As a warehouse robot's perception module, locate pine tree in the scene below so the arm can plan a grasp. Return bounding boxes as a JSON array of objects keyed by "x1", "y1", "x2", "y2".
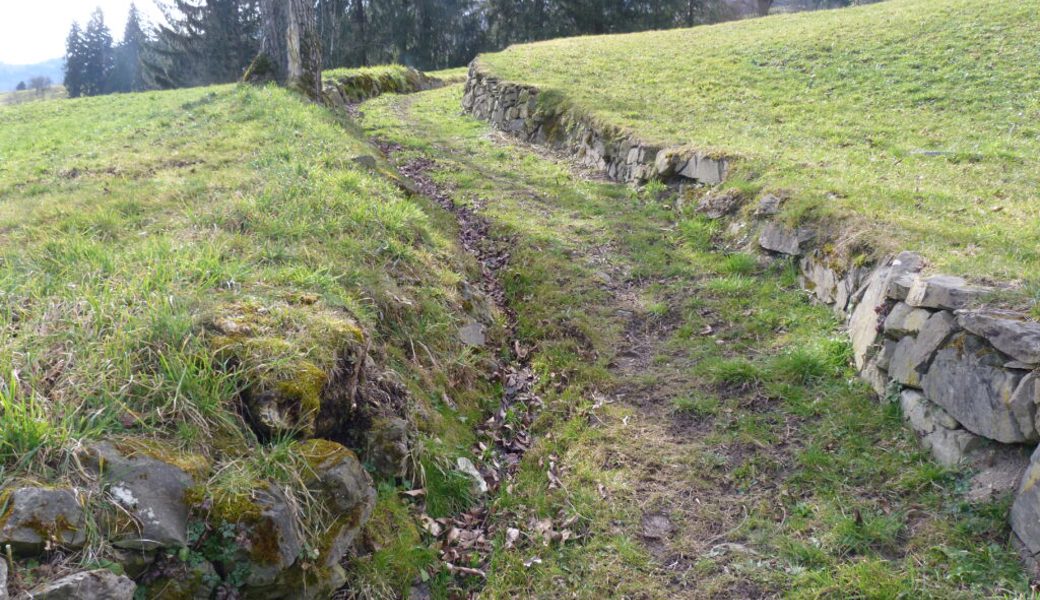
[
  {"x1": 147, "y1": 0, "x2": 262, "y2": 88},
  {"x1": 112, "y1": 3, "x2": 149, "y2": 93},
  {"x1": 81, "y1": 8, "x2": 115, "y2": 96},
  {"x1": 64, "y1": 22, "x2": 87, "y2": 98}
]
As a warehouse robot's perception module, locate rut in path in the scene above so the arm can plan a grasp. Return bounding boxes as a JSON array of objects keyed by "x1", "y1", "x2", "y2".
[{"x1": 357, "y1": 89, "x2": 1024, "y2": 599}]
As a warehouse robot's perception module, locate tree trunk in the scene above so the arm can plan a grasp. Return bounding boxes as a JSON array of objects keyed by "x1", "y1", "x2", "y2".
[
  {"x1": 756, "y1": 0, "x2": 773, "y2": 16},
  {"x1": 249, "y1": 0, "x2": 322, "y2": 99}
]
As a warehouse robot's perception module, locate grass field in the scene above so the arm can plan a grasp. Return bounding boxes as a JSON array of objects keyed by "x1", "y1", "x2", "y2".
[
  {"x1": 0, "y1": 83, "x2": 501, "y2": 594},
  {"x1": 476, "y1": 0, "x2": 1040, "y2": 292}
]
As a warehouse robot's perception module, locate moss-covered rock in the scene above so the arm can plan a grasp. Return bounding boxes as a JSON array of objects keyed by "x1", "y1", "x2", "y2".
[
  {"x1": 78, "y1": 440, "x2": 207, "y2": 552},
  {"x1": 0, "y1": 486, "x2": 85, "y2": 556}
]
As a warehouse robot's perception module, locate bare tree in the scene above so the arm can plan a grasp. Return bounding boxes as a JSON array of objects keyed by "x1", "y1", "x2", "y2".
[
  {"x1": 756, "y1": 0, "x2": 774, "y2": 15},
  {"x1": 247, "y1": 0, "x2": 322, "y2": 99},
  {"x1": 28, "y1": 76, "x2": 52, "y2": 96}
]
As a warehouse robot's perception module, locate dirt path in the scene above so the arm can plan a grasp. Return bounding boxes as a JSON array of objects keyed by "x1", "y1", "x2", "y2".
[{"x1": 357, "y1": 88, "x2": 1028, "y2": 599}]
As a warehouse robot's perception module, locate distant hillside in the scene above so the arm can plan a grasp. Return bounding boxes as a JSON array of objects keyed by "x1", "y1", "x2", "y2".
[{"x1": 0, "y1": 58, "x2": 64, "y2": 91}]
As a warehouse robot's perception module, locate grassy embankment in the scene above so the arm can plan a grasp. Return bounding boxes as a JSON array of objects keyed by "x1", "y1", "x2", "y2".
[
  {"x1": 359, "y1": 83, "x2": 1029, "y2": 599},
  {"x1": 477, "y1": 0, "x2": 1040, "y2": 298},
  {"x1": 0, "y1": 83, "x2": 500, "y2": 593}
]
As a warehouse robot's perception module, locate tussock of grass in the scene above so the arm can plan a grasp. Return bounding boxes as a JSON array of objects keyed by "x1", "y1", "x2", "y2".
[{"x1": 478, "y1": 0, "x2": 1040, "y2": 286}]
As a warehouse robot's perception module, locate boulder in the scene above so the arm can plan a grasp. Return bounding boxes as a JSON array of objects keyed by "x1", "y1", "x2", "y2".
[
  {"x1": 905, "y1": 275, "x2": 990, "y2": 310},
  {"x1": 758, "y1": 222, "x2": 815, "y2": 256},
  {"x1": 79, "y1": 442, "x2": 201, "y2": 551},
  {"x1": 297, "y1": 440, "x2": 375, "y2": 563},
  {"x1": 0, "y1": 557, "x2": 8, "y2": 600},
  {"x1": 958, "y1": 309, "x2": 1040, "y2": 366},
  {"x1": 922, "y1": 333, "x2": 1036, "y2": 443},
  {"x1": 882, "y1": 302, "x2": 932, "y2": 338},
  {"x1": 0, "y1": 487, "x2": 85, "y2": 555},
  {"x1": 30, "y1": 569, "x2": 136, "y2": 600}
]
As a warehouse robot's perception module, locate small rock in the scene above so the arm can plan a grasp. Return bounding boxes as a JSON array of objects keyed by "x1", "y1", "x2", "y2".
[
  {"x1": 678, "y1": 155, "x2": 726, "y2": 184},
  {"x1": 364, "y1": 417, "x2": 411, "y2": 478},
  {"x1": 958, "y1": 309, "x2": 1040, "y2": 366},
  {"x1": 352, "y1": 155, "x2": 378, "y2": 170},
  {"x1": 883, "y1": 302, "x2": 932, "y2": 338},
  {"x1": 889, "y1": 311, "x2": 958, "y2": 388},
  {"x1": 0, "y1": 487, "x2": 85, "y2": 555},
  {"x1": 884, "y1": 252, "x2": 925, "y2": 300},
  {"x1": 875, "y1": 338, "x2": 896, "y2": 370},
  {"x1": 79, "y1": 442, "x2": 199, "y2": 551},
  {"x1": 640, "y1": 512, "x2": 674, "y2": 540},
  {"x1": 696, "y1": 189, "x2": 742, "y2": 219},
  {"x1": 922, "y1": 333, "x2": 1035, "y2": 443},
  {"x1": 456, "y1": 457, "x2": 488, "y2": 495},
  {"x1": 848, "y1": 267, "x2": 891, "y2": 369},
  {"x1": 30, "y1": 569, "x2": 136, "y2": 600},
  {"x1": 1011, "y1": 446, "x2": 1040, "y2": 556},
  {"x1": 906, "y1": 275, "x2": 990, "y2": 310},
  {"x1": 0, "y1": 558, "x2": 8, "y2": 600},
  {"x1": 899, "y1": 389, "x2": 959, "y2": 436},
  {"x1": 758, "y1": 222, "x2": 815, "y2": 256},
  {"x1": 755, "y1": 194, "x2": 783, "y2": 216},
  {"x1": 921, "y1": 425, "x2": 988, "y2": 467},
  {"x1": 459, "y1": 321, "x2": 487, "y2": 347}
]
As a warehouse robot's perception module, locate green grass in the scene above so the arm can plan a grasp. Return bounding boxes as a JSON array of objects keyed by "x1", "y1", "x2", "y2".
[
  {"x1": 0, "y1": 83, "x2": 502, "y2": 595},
  {"x1": 361, "y1": 83, "x2": 1028, "y2": 599},
  {"x1": 477, "y1": 0, "x2": 1040, "y2": 288}
]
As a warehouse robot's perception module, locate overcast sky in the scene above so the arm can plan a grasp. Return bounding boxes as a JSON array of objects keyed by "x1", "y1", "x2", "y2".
[{"x1": 0, "y1": 1, "x2": 164, "y2": 65}]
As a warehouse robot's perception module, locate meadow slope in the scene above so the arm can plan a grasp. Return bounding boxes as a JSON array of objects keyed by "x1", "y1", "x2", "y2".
[{"x1": 477, "y1": 0, "x2": 1040, "y2": 290}]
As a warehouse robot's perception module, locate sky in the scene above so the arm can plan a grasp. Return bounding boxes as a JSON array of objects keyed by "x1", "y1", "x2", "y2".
[{"x1": 0, "y1": 1, "x2": 164, "y2": 65}]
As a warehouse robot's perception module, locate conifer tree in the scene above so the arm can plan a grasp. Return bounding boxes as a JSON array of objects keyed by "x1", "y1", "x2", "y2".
[
  {"x1": 112, "y1": 3, "x2": 149, "y2": 92},
  {"x1": 148, "y1": 0, "x2": 262, "y2": 88},
  {"x1": 81, "y1": 8, "x2": 115, "y2": 96},
  {"x1": 63, "y1": 22, "x2": 87, "y2": 98}
]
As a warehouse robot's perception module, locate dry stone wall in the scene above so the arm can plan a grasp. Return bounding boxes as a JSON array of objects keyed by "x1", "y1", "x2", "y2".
[
  {"x1": 463, "y1": 63, "x2": 728, "y2": 185},
  {"x1": 462, "y1": 64, "x2": 1040, "y2": 570},
  {"x1": 322, "y1": 66, "x2": 443, "y2": 107}
]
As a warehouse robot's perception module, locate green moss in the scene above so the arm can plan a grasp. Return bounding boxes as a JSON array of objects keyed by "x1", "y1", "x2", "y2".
[
  {"x1": 294, "y1": 438, "x2": 357, "y2": 471},
  {"x1": 274, "y1": 362, "x2": 327, "y2": 419}
]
